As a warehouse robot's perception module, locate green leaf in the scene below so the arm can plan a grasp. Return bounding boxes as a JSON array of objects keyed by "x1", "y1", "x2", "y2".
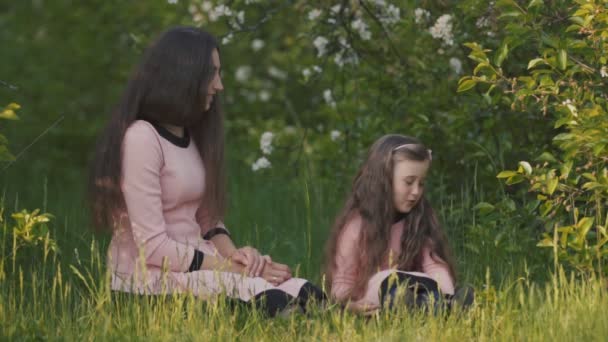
[
  {"x1": 506, "y1": 174, "x2": 525, "y2": 185},
  {"x1": 519, "y1": 161, "x2": 532, "y2": 175},
  {"x1": 537, "y1": 238, "x2": 554, "y2": 247},
  {"x1": 547, "y1": 176, "x2": 558, "y2": 195},
  {"x1": 497, "y1": 170, "x2": 518, "y2": 178},
  {"x1": 528, "y1": 0, "x2": 543, "y2": 8},
  {"x1": 494, "y1": 43, "x2": 509, "y2": 67},
  {"x1": 577, "y1": 217, "x2": 594, "y2": 238},
  {"x1": 474, "y1": 202, "x2": 495, "y2": 215},
  {"x1": 499, "y1": 11, "x2": 523, "y2": 19},
  {"x1": 557, "y1": 49, "x2": 567, "y2": 71},
  {"x1": 457, "y1": 79, "x2": 477, "y2": 92},
  {"x1": 537, "y1": 152, "x2": 557, "y2": 163},
  {"x1": 527, "y1": 58, "x2": 545, "y2": 69}
]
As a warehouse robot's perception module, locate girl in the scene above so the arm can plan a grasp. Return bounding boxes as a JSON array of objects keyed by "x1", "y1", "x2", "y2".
[
  {"x1": 88, "y1": 27, "x2": 322, "y2": 316},
  {"x1": 324, "y1": 134, "x2": 472, "y2": 314}
]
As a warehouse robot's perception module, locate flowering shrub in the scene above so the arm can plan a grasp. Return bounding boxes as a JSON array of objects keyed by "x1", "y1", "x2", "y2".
[{"x1": 461, "y1": 0, "x2": 608, "y2": 274}]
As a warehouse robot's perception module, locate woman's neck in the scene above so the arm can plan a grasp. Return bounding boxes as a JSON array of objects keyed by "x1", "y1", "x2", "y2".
[{"x1": 160, "y1": 123, "x2": 184, "y2": 138}]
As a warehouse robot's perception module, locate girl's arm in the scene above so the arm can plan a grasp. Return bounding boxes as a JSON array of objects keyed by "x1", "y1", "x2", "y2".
[
  {"x1": 421, "y1": 245, "x2": 455, "y2": 295},
  {"x1": 331, "y1": 215, "x2": 363, "y2": 302}
]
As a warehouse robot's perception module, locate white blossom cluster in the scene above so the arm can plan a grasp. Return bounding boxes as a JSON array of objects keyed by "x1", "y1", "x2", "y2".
[
  {"x1": 330, "y1": 130, "x2": 341, "y2": 141},
  {"x1": 323, "y1": 89, "x2": 336, "y2": 108},
  {"x1": 429, "y1": 14, "x2": 454, "y2": 46},
  {"x1": 308, "y1": 8, "x2": 322, "y2": 21},
  {"x1": 307, "y1": 2, "x2": 402, "y2": 69},
  {"x1": 251, "y1": 157, "x2": 271, "y2": 171},
  {"x1": 313, "y1": 36, "x2": 329, "y2": 57},
  {"x1": 235, "y1": 65, "x2": 252, "y2": 83},
  {"x1": 600, "y1": 66, "x2": 608, "y2": 78},
  {"x1": 414, "y1": 8, "x2": 430, "y2": 24},
  {"x1": 188, "y1": 1, "x2": 244, "y2": 37},
  {"x1": 301, "y1": 65, "x2": 322, "y2": 79},
  {"x1": 351, "y1": 18, "x2": 372, "y2": 41},
  {"x1": 268, "y1": 66, "x2": 287, "y2": 80},
  {"x1": 260, "y1": 132, "x2": 274, "y2": 155},
  {"x1": 449, "y1": 57, "x2": 462, "y2": 75},
  {"x1": 252, "y1": 132, "x2": 274, "y2": 171},
  {"x1": 251, "y1": 39, "x2": 265, "y2": 51}
]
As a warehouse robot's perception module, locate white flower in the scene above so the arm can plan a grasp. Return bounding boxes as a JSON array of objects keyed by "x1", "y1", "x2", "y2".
[
  {"x1": 380, "y1": 4, "x2": 400, "y2": 25},
  {"x1": 323, "y1": 89, "x2": 336, "y2": 108},
  {"x1": 302, "y1": 68, "x2": 311, "y2": 78},
  {"x1": 268, "y1": 66, "x2": 287, "y2": 80},
  {"x1": 308, "y1": 9, "x2": 322, "y2": 21},
  {"x1": 414, "y1": 8, "x2": 430, "y2": 24},
  {"x1": 167, "y1": 0, "x2": 178, "y2": 4},
  {"x1": 429, "y1": 14, "x2": 454, "y2": 46},
  {"x1": 331, "y1": 4, "x2": 342, "y2": 14},
  {"x1": 312, "y1": 65, "x2": 322, "y2": 73},
  {"x1": 284, "y1": 126, "x2": 296, "y2": 134},
  {"x1": 330, "y1": 130, "x2": 341, "y2": 141},
  {"x1": 373, "y1": 0, "x2": 387, "y2": 7},
  {"x1": 449, "y1": 57, "x2": 462, "y2": 75},
  {"x1": 327, "y1": 18, "x2": 336, "y2": 24},
  {"x1": 201, "y1": 1, "x2": 213, "y2": 11},
  {"x1": 221, "y1": 33, "x2": 233, "y2": 45},
  {"x1": 252, "y1": 157, "x2": 271, "y2": 171},
  {"x1": 260, "y1": 131, "x2": 274, "y2": 154},
  {"x1": 235, "y1": 66, "x2": 252, "y2": 83},
  {"x1": 476, "y1": 16, "x2": 490, "y2": 28},
  {"x1": 258, "y1": 90, "x2": 271, "y2": 102},
  {"x1": 352, "y1": 18, "x2": 372, "y2": 40},
  {"x1": 251, "y1": 39, "x2": 265, "y2": 51},
  {"x1": 313, "y1": 36, "x2": 329, "y2": 57},
  {"x1": 237, "y1": 11, "x2": 245, "y2": 24},
  {"x1": 601, "y1": 66, "x2": 608, "y2": 78}
]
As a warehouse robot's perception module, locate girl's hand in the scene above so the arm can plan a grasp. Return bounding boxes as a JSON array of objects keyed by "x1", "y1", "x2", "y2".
[
  {"x1": 229, "y1": 246, "x2": 265, "y2": 277},
  {"x1": 260, "y1": 256, "x2": 292, "y2": 285}
]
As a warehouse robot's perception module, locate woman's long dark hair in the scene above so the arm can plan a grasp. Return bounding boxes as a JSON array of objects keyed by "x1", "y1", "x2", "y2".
[
  {"x1": 88, "y1": 26, "x2": 226, "y2": 232},
  {"x1": 324, "y1": 134, "x2": 456, "y2": 299}
]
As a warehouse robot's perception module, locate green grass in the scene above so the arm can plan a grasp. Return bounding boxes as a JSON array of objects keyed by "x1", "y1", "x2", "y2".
[{"x1": 1, "y1": 161, "x2": 606, "y2": 340}]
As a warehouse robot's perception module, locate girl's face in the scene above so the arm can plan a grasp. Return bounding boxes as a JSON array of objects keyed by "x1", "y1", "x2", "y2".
[
  {"x1": 392, "y1": 158, "x2": 430, "y2": 213},
  {"x1": 205, "y1": 49, "x2": 224, "y2": 111}
]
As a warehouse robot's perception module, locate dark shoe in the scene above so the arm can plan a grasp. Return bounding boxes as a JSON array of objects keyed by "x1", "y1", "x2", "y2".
[{"x1": 451, "y1": 285, "x2": 475, "y2": 310}]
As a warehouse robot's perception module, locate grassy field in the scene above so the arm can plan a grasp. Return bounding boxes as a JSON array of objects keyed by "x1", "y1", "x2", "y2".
[{"x1": 1, "y1": 161, "x2": 606, "y2": 341}]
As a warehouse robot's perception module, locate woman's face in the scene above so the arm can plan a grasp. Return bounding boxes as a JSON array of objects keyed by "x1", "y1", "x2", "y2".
[
  {"x1": 392, "y1": 158, "x2": 430, "y2": 213},
  {"x1": 205, "y1": 49, "x2": 224, "y2": 111}
]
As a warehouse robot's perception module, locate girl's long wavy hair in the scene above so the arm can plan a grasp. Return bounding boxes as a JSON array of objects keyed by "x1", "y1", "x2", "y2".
[
  {"x1": 324, "y1": 134, "x2": 456, "y2": 299},
  {"x1": 88, "y1": 26, "x2": 226, "y2": 232}
]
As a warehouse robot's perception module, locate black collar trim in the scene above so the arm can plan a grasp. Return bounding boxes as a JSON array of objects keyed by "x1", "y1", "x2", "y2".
[{"x1": 149, "y1": 122, "x2": 190, "y2": 148}]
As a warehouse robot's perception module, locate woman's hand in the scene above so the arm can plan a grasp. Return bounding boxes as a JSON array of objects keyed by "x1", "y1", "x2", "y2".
[
  {"x1": 229, "y1": 246, "x2": 266, "y2": 277},
  {"x1": 345, "y1": 300, "x2": 380, "y2": 316},
  {"x1": 260, "y1": 256, "x2": 292, "y2": 286}
]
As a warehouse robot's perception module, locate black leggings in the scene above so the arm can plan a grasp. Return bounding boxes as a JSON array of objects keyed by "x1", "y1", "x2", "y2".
[
  {"x1": 111, "y1": 282, "x2": 326, "y2": 318},
  {"x1": 379, "y1": 272, "x2": 444, "y2": 313},
  {"x1": 228, "y1": 282, "x2": 326, "y2": 317}
]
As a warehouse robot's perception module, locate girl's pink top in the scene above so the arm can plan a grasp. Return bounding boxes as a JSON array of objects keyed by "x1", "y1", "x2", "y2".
[{"x1": 331, "y1": 213, "x2": 455, "y2": 303}]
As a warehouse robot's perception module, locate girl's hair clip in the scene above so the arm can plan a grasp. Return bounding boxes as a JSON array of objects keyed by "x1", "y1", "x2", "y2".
[{"x1": 392, "y1": 144, "x2": 433, "y2": 161}]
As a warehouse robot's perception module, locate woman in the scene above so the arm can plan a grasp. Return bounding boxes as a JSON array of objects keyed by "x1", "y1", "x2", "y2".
[{"x1": 89, "y1": 26, "x2": 323, "y2": 316}]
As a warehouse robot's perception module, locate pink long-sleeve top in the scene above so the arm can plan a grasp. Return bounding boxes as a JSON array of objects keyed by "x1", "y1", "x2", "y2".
[
  {"x1": 331, "y1": 213, "x2": 455, "y2": 303},
  {"x1": 109, "y1": 120, "x2": 224, "y2": 281}
]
